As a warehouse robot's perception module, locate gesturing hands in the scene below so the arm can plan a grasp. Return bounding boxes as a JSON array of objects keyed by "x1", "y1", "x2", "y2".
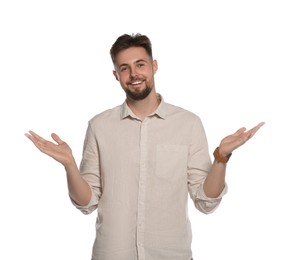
[
  {"x1": 25, "y1": 122, "x2": 265, "y2": 167},
  {"x1": 25, "y1": 130, "x2": 74, "y2": 167},
  {"x1": 218, "y1": 122, "x2": 265, "y2": 157}
]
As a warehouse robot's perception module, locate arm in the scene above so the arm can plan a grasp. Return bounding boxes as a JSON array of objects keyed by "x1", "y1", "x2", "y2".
[
  {"x1": 203, "y1": 122, "x2": 265, "y2": 198},
  {"x1": 25, "y1": 131, "x2": 91, "y2": 206}
]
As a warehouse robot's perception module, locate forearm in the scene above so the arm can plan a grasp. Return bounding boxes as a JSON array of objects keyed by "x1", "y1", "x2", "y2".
[
  {"x1": 64, "y1": 158, "x2": 92, "y2": 206},
  {"x1": 203, "y1": 121, "x2": 265, "y2": 198},
  {"x1": 203, "y1": 161, "x2": 226, "y2": 198}
]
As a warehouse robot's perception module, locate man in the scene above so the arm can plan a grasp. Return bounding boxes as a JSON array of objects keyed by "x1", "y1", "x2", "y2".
[{"x1": 25, "y1": 33, "x2": 264, "y2": 260}]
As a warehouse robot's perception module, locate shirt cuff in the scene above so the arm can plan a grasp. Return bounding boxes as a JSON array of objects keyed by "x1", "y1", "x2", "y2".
[
  {"x1": 195, "y1": 183, "x2": 228, "y2": 214},
  {"x1": 69, "y1": 192, "x2": 98, "y2": 215}
]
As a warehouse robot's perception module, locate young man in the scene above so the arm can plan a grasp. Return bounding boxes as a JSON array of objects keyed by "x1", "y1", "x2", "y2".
[{"x1": 25, "y1": 33, "x2": 264, "y2": 260}]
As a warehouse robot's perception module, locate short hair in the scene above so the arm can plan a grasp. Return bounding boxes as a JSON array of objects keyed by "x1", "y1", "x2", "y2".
[{"x1": 110, "y1": 33, "x2": 153, "y2": 64}]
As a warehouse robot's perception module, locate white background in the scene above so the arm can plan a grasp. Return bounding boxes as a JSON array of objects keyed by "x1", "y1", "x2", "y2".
[{"x1": 1, "y1": 0, "x2": 285, "y2": 259}]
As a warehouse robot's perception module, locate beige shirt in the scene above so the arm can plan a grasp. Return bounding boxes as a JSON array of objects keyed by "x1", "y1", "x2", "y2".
[{"x1": 72, "y1": 96, "x2": 227, "y2": 260}]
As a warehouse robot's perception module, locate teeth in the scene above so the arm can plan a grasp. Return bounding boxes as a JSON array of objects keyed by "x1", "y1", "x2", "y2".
[{"x1": 131, "y1": 81, "x2": 142, "y2": 85}]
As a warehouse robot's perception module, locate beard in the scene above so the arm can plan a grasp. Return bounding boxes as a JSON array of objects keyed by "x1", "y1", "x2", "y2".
[{"x1": 125, "y1": 82, "x2": 153, "y2": 101}]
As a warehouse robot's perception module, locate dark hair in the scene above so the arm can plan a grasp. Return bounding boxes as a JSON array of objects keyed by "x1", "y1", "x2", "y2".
[{"x1": 110, "y1": 33, "x2": 153, "y2": 64}]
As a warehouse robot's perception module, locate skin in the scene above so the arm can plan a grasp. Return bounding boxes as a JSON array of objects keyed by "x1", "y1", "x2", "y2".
[
  {"x1": 113, "y1": 47, "x2": 159, "y2": 120},
  {"x1": 25, "y1": 46, "x2": 265, "y2": 204}
]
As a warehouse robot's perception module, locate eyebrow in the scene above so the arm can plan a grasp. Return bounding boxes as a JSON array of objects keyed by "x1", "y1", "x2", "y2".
[{"x1": 135, "y1": 59, "x2": 147, "y2": 64}]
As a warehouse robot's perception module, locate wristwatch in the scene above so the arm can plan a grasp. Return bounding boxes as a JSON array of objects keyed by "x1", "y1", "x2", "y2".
[{"x1": 213, "y1": 147, "x2": 232, "y2": 164}]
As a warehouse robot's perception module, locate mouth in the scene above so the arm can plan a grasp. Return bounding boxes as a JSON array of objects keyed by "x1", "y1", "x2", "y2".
[{"x1": 129, "y1": 80, "x2": 143, "y2": 87}]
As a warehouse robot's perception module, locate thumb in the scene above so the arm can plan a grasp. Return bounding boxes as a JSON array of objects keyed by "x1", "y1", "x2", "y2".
[
  {"x1": 51, "y1": 133, "x2": 64, "y2": 145},
  {"x1": 233, "y1": 127, "x2": 246, "y2": 136}
]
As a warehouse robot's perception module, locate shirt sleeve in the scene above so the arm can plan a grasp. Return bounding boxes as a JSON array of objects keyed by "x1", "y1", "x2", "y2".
[
  {"x1": 187, "y1": 117, "x2": 227, "y2": 214},
  {"x1": 70, "y1": 122, "x2": 102, "y2": 215}
]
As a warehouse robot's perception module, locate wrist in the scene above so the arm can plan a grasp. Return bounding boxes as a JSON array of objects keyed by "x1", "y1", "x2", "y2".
[
  {"x1": 63, "y1": 155, "x2": 77, "y2": 170},
  {"x1": 213, "y1": 147, "x2": 232, "y2": 164}
]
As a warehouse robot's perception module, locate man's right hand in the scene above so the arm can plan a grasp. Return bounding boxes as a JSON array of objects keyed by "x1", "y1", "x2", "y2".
[{"x1": 25, "y1": 130, "x2": 75, "y2": 167}]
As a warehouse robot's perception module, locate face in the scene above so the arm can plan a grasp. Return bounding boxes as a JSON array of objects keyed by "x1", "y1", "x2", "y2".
[{"x1": 113, "y1": 47, "x2": 158, "y2": 101}]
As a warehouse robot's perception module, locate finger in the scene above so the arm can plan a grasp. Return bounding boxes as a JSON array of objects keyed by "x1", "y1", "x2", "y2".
[
  {"x1": 233, "y1": 127, "x2": 246, "y2": 136},
  {"x1": 255, "y1": 121, "x2": 265, "y2": 129},
  {"x1": 25, "y1": 131, "x2": 41, "y2": 144},
  {"x1": 25, "y1": 131, "x2": 47, "y2": 151},
  {"x1": 247, "y1": 121, "x2": 265, "y2": 138},
  {"x1": 26, "y1": 130, "x2": 45, "y2": 142},
  {"x1": 51, "y1": 133, "x2": 64, "y2": 145},
  {"x1": 249, "y1": 122, "x2": 265, "y2": 132}
]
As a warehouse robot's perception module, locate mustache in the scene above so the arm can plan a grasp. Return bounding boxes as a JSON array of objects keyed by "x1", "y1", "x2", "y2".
[{"x1": 127, "y1": 77, "x2": 145, "y2": 84}]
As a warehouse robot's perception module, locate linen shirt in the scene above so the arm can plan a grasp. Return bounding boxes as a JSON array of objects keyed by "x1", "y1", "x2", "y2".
[{"x1": 72, "y1": 96, "x2": 227, "y2": 260}]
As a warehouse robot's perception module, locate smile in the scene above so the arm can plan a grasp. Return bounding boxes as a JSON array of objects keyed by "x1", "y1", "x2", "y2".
[{"x1": 130, "y1": 81, "x2": 143, "y2": 85}]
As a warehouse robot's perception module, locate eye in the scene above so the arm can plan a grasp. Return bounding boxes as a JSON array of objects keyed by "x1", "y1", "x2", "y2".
[
  {"x1": 120, "y1": 66, "x2": 128, "y2": 72},
  {"x1": 137, "y1": 63, "x2": 145, "y2": 67}
]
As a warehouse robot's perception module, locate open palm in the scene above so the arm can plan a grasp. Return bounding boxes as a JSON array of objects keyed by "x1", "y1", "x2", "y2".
[
  {"x1": 219, "y1": 122, "x2": 265, "y2": 156},
  {"x1": 25, "y1": 130, "x2": 74, "y2": 167}
]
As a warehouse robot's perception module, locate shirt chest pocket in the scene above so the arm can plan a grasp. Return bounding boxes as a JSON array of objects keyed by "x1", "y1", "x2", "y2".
[{"x1": 155, "y1": 145, "x2": 188, "y2": 180}]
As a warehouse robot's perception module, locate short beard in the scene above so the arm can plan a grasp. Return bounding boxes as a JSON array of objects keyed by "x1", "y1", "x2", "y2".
[{"x1": 125, "y1": 85, "x2": 152, "y2": 101}]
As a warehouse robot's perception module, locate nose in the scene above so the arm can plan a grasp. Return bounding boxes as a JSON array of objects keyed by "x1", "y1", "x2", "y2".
[{"x1": 130, "y1": 66, "x2": 138, "y2": 78}]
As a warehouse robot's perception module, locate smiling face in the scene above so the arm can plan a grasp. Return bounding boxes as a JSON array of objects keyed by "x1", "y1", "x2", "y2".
[{"x1": 113, "y1": 47, "x2": 158, "y2": 101}]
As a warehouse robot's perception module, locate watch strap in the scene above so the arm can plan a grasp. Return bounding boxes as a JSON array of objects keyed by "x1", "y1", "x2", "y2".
[{"x1": 213, "y1": 147, "x2": 232, "y2": 164}]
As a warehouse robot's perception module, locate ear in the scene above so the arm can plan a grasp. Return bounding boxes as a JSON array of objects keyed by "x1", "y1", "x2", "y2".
[
  {"x1": 113, "y1": 70, "x2": 119, "y2": 81},
  {"x1": 153, "y1": 60, "x2": 158, "y2": 74}
]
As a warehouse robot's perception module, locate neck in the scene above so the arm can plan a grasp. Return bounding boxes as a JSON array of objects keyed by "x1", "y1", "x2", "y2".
[{"x1": 126, "y1": 90, "x2": 160, "y2": 120}]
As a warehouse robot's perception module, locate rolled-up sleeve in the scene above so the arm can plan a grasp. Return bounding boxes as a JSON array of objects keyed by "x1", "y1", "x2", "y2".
[
  {"x1": 70, "y1": 122, "x2": 102, "y2": 215},
  {"x1": 194, "y1": 182, "x2": 227, "y2": 214},
  {"x1": 187, "y1": 117, "x2": 227, "y2": 214}
]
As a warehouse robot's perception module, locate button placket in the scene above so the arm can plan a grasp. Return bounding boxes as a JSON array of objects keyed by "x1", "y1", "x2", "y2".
[{"x1": 136, "y1": 119, "x2": 148, "y2": 260}]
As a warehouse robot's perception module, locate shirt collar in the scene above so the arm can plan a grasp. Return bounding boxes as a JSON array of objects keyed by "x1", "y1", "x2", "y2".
[{"x1": 120, "y1": 93, "x2": 167, "y2": 120}]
